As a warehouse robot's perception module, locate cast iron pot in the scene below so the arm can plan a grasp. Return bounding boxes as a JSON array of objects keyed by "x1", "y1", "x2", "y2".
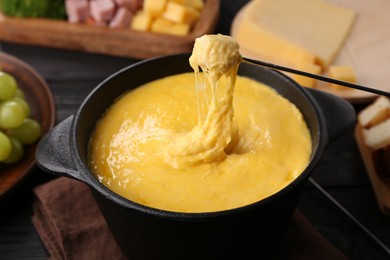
[{"x1": 36, "y1": 53, "x2": 355, "y2": 259}]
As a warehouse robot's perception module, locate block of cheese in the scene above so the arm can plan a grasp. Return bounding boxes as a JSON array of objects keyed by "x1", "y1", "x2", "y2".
[
  {"x1": 328, "y1": 65, "x2": 357, "y2": 90},
  {"x1": 151, "y1": 18, "x2": 190, "y2": 36},
  {"x1": 235, "y1": 0, "x2": 356, "y2": 69},
  {"x1": 358, "y1": 96, "x2": 390, "y2": 128},
  {"x1": 292, "y1": 62, "x2": 322, "y2": 88},
  {"x1": 363, "y1": 118, "x2": 390, "y2": 150},
  {"x1": 131, "y1": 11, "x2": 153, "y2": 31},
  {"x1": 144, "y1": 0, "x2": 168, "y2": 17},
  {"x1": 170, "y1": 0, "x2": 204, "y2": 11},
  {"x1": 131, "y1": 0, "x2": 204, "y2": 36},
  {"x1": 163, "y1": 2, "x2": 200, "y2": 25}
]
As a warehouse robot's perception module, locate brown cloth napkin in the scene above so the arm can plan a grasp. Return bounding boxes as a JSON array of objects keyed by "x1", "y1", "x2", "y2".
[{"x1": 32, "y1": 177, "x2": 348, "y2": 260}]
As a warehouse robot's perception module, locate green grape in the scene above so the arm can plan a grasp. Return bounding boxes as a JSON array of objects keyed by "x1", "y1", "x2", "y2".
[
  {"x1": 0, "y1": 71, "x2": 18, "y2": 101},
  {"x1": 2, "y1": 137, "x2": 24, "y2": 164},
  {"x1": 0, "y1": 100, "x2": 26, "y2": 129},
  {"x1": 0, "y1": 131, "x2": 12, "y2": 161},
  {"x1": 14, "y1": 88, "x2": 25, "y2": 99},
  {"x1": 7, "y1": 118, "x2": 42, "y2": 145},
  {"x1": 11, "y1": 96, "x2": 30, "y2": 117}
]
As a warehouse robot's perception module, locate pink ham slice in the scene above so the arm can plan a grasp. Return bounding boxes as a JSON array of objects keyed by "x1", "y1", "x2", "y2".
[
  {"x1": 109, "y1": 7, "x2": 133, "y2": 28},
  {"x1": 65, "y1": 0, "x2": 89, "y2": 23},
  {"x1": 114, "y1": 0, "x2": 138, "y2": 11},
  {"x1": 90, "y1": 0, "x2": 116, "y2": 22}
]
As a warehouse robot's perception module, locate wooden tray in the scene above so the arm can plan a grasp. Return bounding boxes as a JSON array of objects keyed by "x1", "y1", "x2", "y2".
[
  {"x1": 355, "y1": 124, "x2": 390, "y2": 216},
  {"x1": 0, "y1": 0, "x2": 219, "y2": 59},
  {"x1": 231, "y1": 0, "x2": 390, "y2": 104}
]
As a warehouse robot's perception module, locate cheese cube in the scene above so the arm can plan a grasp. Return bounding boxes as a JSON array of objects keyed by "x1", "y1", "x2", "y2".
[
  {"x1": 144, "y1": 0, "x2": 168, "y2": 17},
  {"x1": 151, "y1": 18, "x2": 190, "y2": 36},
  {"x1": 169, "y1": 0, "x2": 204, "y2": 11},
  {"x1": 294, "y1": 52, "x2": 317, "y2": 66},
  {"x1": 292, "y1": 63, "x2": 322, "y2": 88},
  {"x1": 328, "y1": 65, "x2": 356, "y2": 90},
  {"x1": 131, "y1": 12, "x2": 154, "y2": 31},
  {"x1": 163, "y1": 2, "x2": 200, "y2": 26}
]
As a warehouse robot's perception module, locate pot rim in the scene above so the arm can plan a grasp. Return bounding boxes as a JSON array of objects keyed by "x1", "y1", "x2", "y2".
[{"x1": 71, "y1": 53, "x2": 327, "y2": 221}]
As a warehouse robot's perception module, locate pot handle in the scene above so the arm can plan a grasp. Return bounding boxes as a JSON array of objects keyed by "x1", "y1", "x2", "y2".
[
  {"x1": 306, "y1": 88, "x2": 356, "y2": 143},
  {"x1": 36, "y1": 116, "x2": 86, "y2": 182}
]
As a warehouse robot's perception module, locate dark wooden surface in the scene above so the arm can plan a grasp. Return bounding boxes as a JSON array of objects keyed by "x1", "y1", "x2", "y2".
[{"x1": 1, "y1": 1, "x2": 390, "y2": 259}]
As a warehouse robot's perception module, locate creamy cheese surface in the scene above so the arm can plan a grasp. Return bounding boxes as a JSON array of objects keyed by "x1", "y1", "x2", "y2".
[{"x1": 88, "y1": 35, "x2": 312, "y2": 213}]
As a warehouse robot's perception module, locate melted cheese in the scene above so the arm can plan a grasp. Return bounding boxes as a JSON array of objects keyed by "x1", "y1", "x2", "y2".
[
  {"x1": 88, "y1": 34, "x2": 312, "y2": 213},
  {"x1": 166, "y1": 34, "x2": 242, "y2": 167}
]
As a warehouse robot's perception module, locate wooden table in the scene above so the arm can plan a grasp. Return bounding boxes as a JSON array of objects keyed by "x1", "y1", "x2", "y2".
[{"x1": 1, "y1": 1, "x2": 390, "y2": 259}]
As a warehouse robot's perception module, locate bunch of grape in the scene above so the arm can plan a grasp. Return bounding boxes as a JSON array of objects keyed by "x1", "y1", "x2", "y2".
[{"x1": 0, "y1": 71, "x2": 42, "y2": 165}]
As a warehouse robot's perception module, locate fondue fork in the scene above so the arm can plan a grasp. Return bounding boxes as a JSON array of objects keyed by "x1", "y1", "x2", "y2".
[
  {"x1": 243, "y1": 58, "x2": 390, "y2": 97},
  {"x1": 309, "y1": 178, "x2": 390, "y2": 257}
]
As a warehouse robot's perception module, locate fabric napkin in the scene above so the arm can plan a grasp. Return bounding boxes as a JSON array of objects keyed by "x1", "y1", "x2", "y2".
[{"x1": 32, "y1": 177, "x2": 348, "y2": 260}]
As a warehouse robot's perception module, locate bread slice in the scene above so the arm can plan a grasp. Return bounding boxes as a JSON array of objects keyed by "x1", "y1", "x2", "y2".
[
  {"x1": 358, "y1": 96, "x2": 390, "y2": 128},
  {"x1": 363, "y1": 118, "x2": 390, "y2": 150}
]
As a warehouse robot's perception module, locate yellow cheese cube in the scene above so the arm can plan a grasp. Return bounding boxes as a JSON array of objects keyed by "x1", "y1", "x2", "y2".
[
  {"x1": 131, "y1": 12, "x2": 154, "y2": 31},
  {"x1": 292, "y1": 62, "x2": 322, "y2": 88},
  {"x1": 144, "y1": 0, "x2": 168, "y2": 17},
  {"x1": 169, "y1": 0, "x2": 204, "y2": 11},
  {"x1": 163, "y1": 2, "x2": 200, "y2": 26},
  {"x1": 294, "y1": 52, "x2": 317, "y2": 67},
  {"x1": 235, "y1": 0, "x2": 356, "y2": 69},
  {"x1": 328, "y1": 65, "x2": 357, "y2": 90},
  {"x1": 151, "y1": 18, "x2": 190, "y2": 36}
]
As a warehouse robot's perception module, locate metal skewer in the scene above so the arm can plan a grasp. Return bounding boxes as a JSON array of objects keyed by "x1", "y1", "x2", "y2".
[
  {"x1": 309, "y1": 178, "x2": 390, "y2": 257},
  {"x1": 243, "y1": 58, "x2": 390, "y2": 97}
]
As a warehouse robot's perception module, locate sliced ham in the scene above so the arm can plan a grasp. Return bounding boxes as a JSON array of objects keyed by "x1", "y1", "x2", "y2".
[
  {"x1": 118, "y1": 0, "x2": 144, "y2": 12},
  {"x1": 109, "y1": 7, "x2": 133, "y2": 28},
  {"x1": 65, "y1": 0, "x2": 89, "y2": 23},
  {"x1": 65, "y1": 0, "x2": 143, "y2": 27},
  {"x1": 90, "y1": 0, "x2": 116, "y2": 22},
  {"x1": 114, "y1": 0, "x2": 138, "y2": 11}
]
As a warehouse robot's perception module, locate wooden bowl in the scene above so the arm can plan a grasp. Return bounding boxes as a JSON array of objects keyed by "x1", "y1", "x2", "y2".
[
  {"x1": 0, "y1": 52, "x2": 56, "y2": 198},
  {"x1": 0, "y1": 0, "x2": 220, "y2": 59}
]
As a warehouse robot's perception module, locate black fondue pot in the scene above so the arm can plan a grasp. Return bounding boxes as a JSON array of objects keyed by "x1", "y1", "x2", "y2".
[{"x1": 36, "y1": 53, "x2": 355, "y2": 259}]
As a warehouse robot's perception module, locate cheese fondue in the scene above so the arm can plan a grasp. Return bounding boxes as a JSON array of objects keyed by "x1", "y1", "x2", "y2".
[
  {"x1": 166, "y1": 34, "x2": 242, "y2": 168},
  {"x1": 88, "y1": 34, "x2": 312, "y2": 213}
]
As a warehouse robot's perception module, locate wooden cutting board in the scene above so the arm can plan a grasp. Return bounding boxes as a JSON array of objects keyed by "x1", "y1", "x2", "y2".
[
  {"x1": 231, "y1": 0, "x2": 390, "y2": 103},
  {"x1": 0, "y1": 0, "x2": 219, "y2": 60}
]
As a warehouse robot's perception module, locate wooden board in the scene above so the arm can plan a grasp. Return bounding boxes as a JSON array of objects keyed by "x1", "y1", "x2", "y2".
[
  {"x1": 355, "y1": 124, "x2": 390, "y2": 216},
  {"x1": 0, "y1": 0, "x2": 219, "y2": 60},
  {"x1": 231, "y1": 0, "x2": 390, "y2": 104}
]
